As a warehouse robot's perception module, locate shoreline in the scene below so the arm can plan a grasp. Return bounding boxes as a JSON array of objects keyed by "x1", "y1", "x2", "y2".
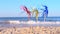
[{"x1": 0, "y1": 20, "x2": 60, "y2": 27}]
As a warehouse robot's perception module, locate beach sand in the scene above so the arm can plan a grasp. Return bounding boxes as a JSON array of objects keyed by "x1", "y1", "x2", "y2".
[
  {"x1": 0, "y1": 21, "x2": 60, "y2": 34},
  {"x1": 0, "y1": 26, "x2": 60, "y2": 34}
]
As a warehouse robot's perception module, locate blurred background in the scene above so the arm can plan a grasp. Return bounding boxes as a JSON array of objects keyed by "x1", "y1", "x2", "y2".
[{"x1": 0, "y1": 0, "x2": 60, "y2": 17}]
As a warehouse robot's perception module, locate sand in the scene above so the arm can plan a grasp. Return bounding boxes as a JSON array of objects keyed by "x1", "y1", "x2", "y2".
[
  {"x1": 0, "y1": 21, "x2": 60, "y2": 34},
  {"x1": 0, "y1": 26, "x2": 60, "y2": 34}
]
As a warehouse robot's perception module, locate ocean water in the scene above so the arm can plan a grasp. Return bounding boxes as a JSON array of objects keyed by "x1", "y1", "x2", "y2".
[
  {"x1": 0, "y1": 17, "x2": 60, "y2": 27},
  {"x1": 0, "y1": 17, "x2": 60, "y2": 21}
]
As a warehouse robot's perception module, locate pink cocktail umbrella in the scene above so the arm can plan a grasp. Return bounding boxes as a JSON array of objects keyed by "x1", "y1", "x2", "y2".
[{"x1": 20, "y1": 6, "x2": 31, "y2": 20}]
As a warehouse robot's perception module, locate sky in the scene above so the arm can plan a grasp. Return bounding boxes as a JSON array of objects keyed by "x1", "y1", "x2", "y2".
[{"x1": 0, "y1": 0, "x2": 60, "y2": 17}]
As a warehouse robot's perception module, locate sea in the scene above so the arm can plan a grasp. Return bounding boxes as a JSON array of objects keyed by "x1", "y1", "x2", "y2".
[
  {"x1": 0, "y1": 17, "x2": 60, "y2": 21},
  {"x1": 0, "y1": 17, "x2": 60, "y2": 27}
]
